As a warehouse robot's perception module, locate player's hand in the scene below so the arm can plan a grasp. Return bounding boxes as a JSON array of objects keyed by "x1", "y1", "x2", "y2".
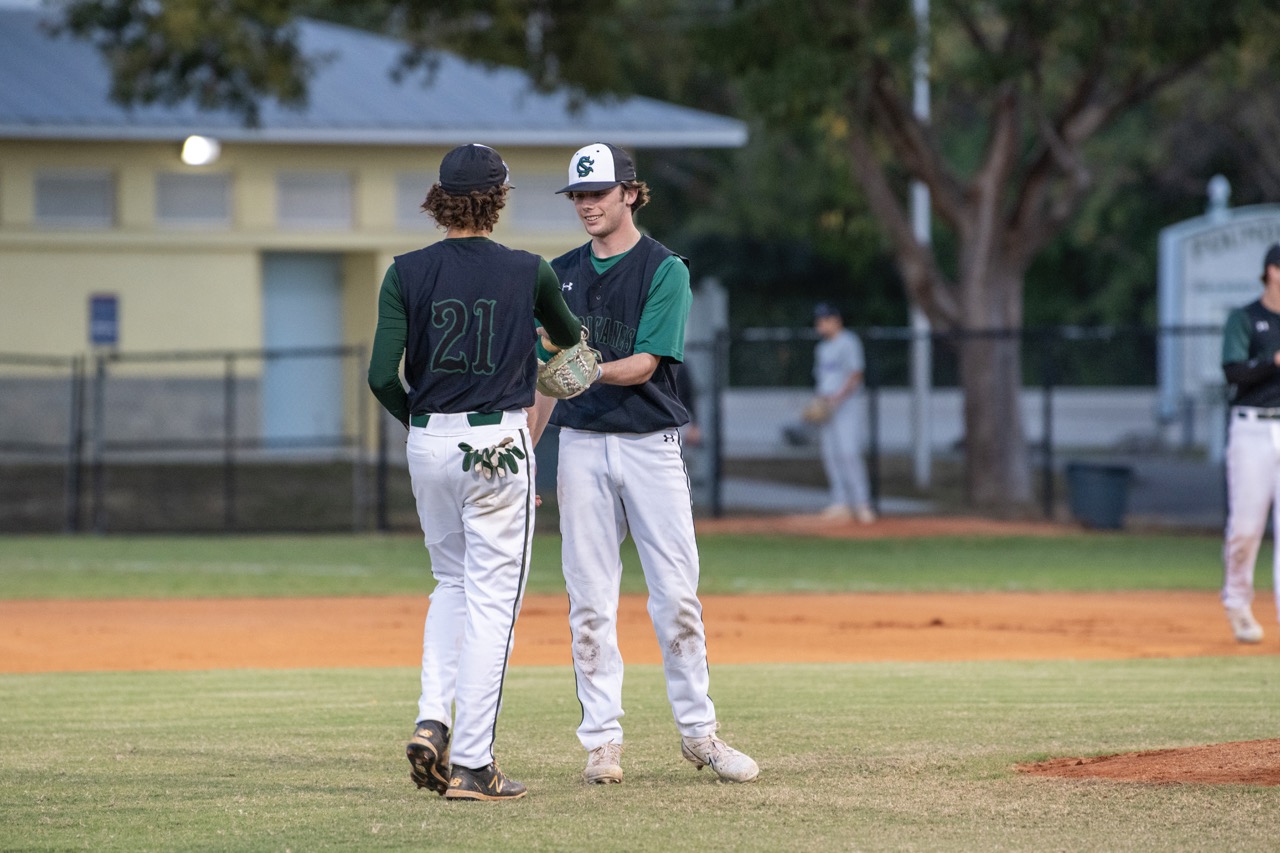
[{"x1": 536, "y1": 326, "x2": 563, "y2": 354}]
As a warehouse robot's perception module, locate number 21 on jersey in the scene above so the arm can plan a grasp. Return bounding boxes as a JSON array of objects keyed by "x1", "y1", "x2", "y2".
[{"x1": 430, "y1": 298, "x2": 497, "y2": 376}]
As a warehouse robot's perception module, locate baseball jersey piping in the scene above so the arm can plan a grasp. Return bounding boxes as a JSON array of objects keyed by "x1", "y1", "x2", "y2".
[{"x1": 484, "y1": 427, "x2": 535, "y2": 762}]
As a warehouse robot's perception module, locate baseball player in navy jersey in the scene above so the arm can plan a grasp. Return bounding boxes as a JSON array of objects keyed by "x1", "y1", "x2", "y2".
[
  {"x1": 534, "y1": 142, "x2": 758, "y2": 785},
  {"x1": 1220, "y1": 242, "x2": 1280, "y2": 644},
  {"x1": 367, "y1": 144, "x2": 582, "y2": 801}
]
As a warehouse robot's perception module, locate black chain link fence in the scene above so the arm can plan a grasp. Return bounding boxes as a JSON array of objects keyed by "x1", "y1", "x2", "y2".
[{"x1": 0, "y1": 325, "x2": 1228, "y2": 533}]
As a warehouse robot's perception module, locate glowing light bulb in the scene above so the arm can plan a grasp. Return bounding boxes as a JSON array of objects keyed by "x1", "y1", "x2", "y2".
[{"x1": 181, "y1": 135, "x2": 221, "y2": 166}]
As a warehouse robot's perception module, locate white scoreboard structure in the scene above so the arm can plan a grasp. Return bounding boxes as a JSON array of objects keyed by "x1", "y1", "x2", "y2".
[{"x1": 1157, "y1": 179, "x2": 1280, "y2": 456}]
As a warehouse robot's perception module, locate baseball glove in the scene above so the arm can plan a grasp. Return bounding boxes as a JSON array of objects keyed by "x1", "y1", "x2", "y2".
[
  {"x1": 801, "y1": 396, "x2": 834, "y2": 425},
  {"x1": 537, "y1": 329, "x2": 602, "y2": 399}
]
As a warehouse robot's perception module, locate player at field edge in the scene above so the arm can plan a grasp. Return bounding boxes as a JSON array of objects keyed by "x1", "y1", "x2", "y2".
[
  {"x1": 367, "y1": 144, "x2": 581, "y2": 801},
  {"x1": 1219, "y1": 242, "x2": 1280, "y2": 644},
  {"x1": 811, "y1": 302, "x2": 876, "y2": 524},
  {"x1": 531, "y1": 142, "x2": 759, "y2": 786}
]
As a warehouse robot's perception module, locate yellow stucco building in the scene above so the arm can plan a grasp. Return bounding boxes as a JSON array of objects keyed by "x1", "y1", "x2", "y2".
[{"x1": 0, "y1": 7, "x2": 744, "y2": 457}]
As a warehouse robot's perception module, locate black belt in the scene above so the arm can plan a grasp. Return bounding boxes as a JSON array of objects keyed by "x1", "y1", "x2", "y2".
[
  {"x1": 410, "y1": 412, "x2": 504, "y2": 428},
  {"x1": 1236, "y1": 407, "x2": 1280, "y2": 421}
]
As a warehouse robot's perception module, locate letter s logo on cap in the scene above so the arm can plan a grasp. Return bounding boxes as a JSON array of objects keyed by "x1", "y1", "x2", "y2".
[{"x1": 576, "y1": 156, "x2": 595, "y2": 178}]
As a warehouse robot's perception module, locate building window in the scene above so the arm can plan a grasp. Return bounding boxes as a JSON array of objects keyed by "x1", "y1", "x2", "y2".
[
  {"x1": 396, "y1": 173, "x2": 433, "y2": 230},
  {"x1": 508, "y1": 172, "x2": 578, "y2": 230},
  {"x1": 34, "y1": 169, "x2": 115, "y2": 227},
  {"x1": 277, "y1": 171, "x2": 352, "y2": 229},
  {"x1": 156, "y1": 172, "x2": 232, "y2": 226}
]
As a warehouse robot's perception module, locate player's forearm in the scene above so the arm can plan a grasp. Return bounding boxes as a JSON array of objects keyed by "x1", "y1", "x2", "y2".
[
  {"x1": 1224, "y1": 359, "x2": 1280, "y2": 394},
  {"x1": 830, "y1": 370, "x2": 863, "y2": 403},
  {"x1": 368, "y1": 371, "x2": 410, "y2": 426},
  {"x1": 533, "y1": 263, "x2": 581, "y2": 349},
  {"x1": 528, "y1": 392, "x2": 558, "y2": 446},
  {"x1": 599, "y1": 353, "x2": 661, "y2": 386}
]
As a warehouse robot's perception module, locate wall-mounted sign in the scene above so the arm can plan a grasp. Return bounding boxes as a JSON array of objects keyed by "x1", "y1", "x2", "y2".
[{"x1": 89, "y1": 293, "x2": 119, "y2": 347}]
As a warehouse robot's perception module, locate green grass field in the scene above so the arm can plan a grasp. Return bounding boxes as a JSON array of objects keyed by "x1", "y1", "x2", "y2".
[
  {"x1": 0, "y1": 530, "x2": 1263, "y2": 599},
  {"x1": 2, "y1": 531, "x2": 1279, "y2": 851}
]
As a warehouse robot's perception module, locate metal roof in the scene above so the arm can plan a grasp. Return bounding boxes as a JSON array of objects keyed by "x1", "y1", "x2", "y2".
[{"x1": 0, "y1": 7, "x2": 747, "y2": 148}]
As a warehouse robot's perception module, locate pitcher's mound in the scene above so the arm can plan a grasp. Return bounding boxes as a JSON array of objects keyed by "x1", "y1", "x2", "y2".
[{"x1": 1017, "y1": 739, "x2": 1280, "y2": 785}]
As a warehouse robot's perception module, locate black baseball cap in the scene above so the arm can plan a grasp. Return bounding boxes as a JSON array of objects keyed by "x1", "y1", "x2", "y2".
[
  {"x1": 1263, "y1": 243, "x2": 1280, "y2": 281},
  {"x1": 438, "y1": 144, "x2": 509, "y2": 194},
  {"x1": 556, "y1": 143, "x2": 638, "y2": 193},
  {"x1": 813, "y1": 302, "x2": 841, "y2": 320}
]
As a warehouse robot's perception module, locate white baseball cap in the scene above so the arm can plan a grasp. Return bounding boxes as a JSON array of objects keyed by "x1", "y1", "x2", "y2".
[{"x1": 556, "y1": 143, "x2": 638, "y2": 194}]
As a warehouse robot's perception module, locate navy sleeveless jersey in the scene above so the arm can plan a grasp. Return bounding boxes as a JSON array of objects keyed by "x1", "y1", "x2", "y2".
[
  {"x1": 394, "y1": 240, "x2": 540, "y2": 414},
  {"x1": 1233, "y1": 300, "x2": 1280, "y2": 407},
  {"x1": 549, "y1": 236, "x2": 690, "y2": 433}
]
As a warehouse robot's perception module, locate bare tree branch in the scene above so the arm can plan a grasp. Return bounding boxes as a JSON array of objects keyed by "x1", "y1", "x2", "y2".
[
  {"x1": 843, "y1": 111, "x2": 962, "y2": 329},
  {"x1": 867, "y1": 58, "x2": 967, "y2": 228},
  {"x1": 958, "y1": 82, "x2": 1021, "y2": 307},
  {"x1": 944, "y1": 0, "x2": 994, "y2": 56}
]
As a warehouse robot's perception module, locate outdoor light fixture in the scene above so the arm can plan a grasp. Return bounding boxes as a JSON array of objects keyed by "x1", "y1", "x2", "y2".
[{"x1": 180, "y1": 135, "x2": 221, "y2": 166}]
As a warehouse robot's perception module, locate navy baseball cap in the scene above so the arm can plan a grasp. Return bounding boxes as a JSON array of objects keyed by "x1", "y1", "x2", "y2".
[
  {"x1": 1263, "y1": 243, "x2": 1280, "y2": 277},
  {"x1": 813, "y1": 302, "x2": 841, "y2": 320},
  {"x1": 438, "y1": 144, "x2": 509, "y2": 194},
  {"x1": 556, "y1": 143, "x2": 637, "y2": 193}
]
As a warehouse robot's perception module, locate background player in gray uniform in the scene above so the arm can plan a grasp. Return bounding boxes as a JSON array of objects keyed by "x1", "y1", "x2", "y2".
[
  {"x1": 368, "y1": 144, "x2": 581, "y2": 801},
  {"x1": 537, "y1": 142, "x2": 758, "y2": 785},
  {"x1": 812, "y1": 302, "x2": 875, "y2": 524},
  {"x1": 1220, "y1": 242, "x2": 1280, "y2": 644}
]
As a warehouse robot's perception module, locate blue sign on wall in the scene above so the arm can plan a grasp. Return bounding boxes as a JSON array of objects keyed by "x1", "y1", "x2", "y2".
[{"x1": 89, "y1": 293, "x2": 119, "y2": 346}]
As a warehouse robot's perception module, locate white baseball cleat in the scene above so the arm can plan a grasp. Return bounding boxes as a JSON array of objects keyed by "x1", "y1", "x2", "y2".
[
  {"x1": 1226, "y1": 606, "x2": 1264, "y2": 643},
  {"x1": 583, "y1": 741, "x2": 623, "y2": 784},
  {"x1": 681, "y1": 733, "x2": 759, "y2": 783},
  {"x1": 819, "y1": 504, "x2": 854, "y2": 521}
]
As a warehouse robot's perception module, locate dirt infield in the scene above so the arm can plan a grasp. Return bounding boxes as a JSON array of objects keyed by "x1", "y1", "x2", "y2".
[
  {"x1": 3, "y1": 515, "x2": 1276, "y2": 784},
  {"x1": 5, "y1": 589, "x2": 1278, "y2": 674}
]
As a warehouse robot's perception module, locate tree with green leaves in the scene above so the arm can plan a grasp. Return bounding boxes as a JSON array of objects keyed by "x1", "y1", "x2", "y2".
[
  {"x1": 711, "y1": 0, "x2": 1274, "y2": 509},
  {"x1": 57, "y1": 0, "x2": 1277, "y2": 510}
]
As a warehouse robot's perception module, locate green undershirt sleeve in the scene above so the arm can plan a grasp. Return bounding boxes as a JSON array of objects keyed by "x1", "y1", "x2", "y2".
[
  {"x1": 633, "y1": 255, "x2": 691, "y2": 361},
  {"x1": 367, "y1": 264, "x2": 410, "y2": 426},
  {"x1": 1221, "y1": 308, "x2": 1251, "y2": 366},
  {"x1": 534, "y1": 258, "x2": 581, "y2": 350}
]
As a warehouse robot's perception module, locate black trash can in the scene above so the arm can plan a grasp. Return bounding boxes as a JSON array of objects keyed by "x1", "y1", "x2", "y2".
[{"x1": 1065, "y1": 462, "x2": 1133, "y2": 530}]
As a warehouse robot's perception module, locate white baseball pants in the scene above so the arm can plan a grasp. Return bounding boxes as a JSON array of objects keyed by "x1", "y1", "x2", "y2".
[
  {"x1": 407, "y1": 411, "x2": 534, "y2": 770},
  {"x1": 1222, "y1": 409, "x2": 1280, "y2": 615},
  {"x1": 820, "y1": 396, "x2": 871, "y2": 510},
  {"x1": 557, "y1": 427, "x2": 718, "y2": 750}
]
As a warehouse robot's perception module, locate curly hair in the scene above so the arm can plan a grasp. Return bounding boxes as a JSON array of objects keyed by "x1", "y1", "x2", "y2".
[
  {"x1": 566, "y1": 181, "x2": 651, "y2": 213},
  {"x1": 422, "y1": 184, "x2": 509, "y2": 232},
  {"x1": 620, "y1": 180, "x2": 651, "y2": 213}
]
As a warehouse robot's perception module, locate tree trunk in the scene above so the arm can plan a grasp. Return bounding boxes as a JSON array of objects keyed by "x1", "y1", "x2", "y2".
[
  {"x1": 954, "y1": 260, "x2": 1034, "y2": 512},
  {"x1": 956, "y1": 330, "x2": 1033, "y2": 511}
]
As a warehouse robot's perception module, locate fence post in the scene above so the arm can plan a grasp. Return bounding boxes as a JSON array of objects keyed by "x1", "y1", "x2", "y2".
[
  {"x1": 709, "y1": 328, "x2": 728, "y2": 518},
  {"x1": 63, "y1": 355, "x2": 86, "y2": 532},
  {"x1": 376, "y1": 411, "x2": 389, "y2": 532},
  {"x1": 223, "y1": 354, "x2": 237, "y2": 530},
  {"x1": 865, "y1": 331, "x2": 881, "y2": 512},
  {"x1": 90, "y1": 353, "x2": 107, "y2": 534},
  {"x1": 1039, "y1": 330, "x2": 1055, "y2": 520},
  {"x1": 353, "y1": 345, "x2": 368, "y2": 533}
]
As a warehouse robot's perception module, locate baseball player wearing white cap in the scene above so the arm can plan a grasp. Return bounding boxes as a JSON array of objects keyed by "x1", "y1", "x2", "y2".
[
  {"x1": 534, "y1": 142, "x2": 759, "y2": 785},
  {"x1": 1220, "y1": 242, "x2": 1280, "y2": 644},
  {"x1": 368, "y1": 144, "x2": 582, "y2": 800}
]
